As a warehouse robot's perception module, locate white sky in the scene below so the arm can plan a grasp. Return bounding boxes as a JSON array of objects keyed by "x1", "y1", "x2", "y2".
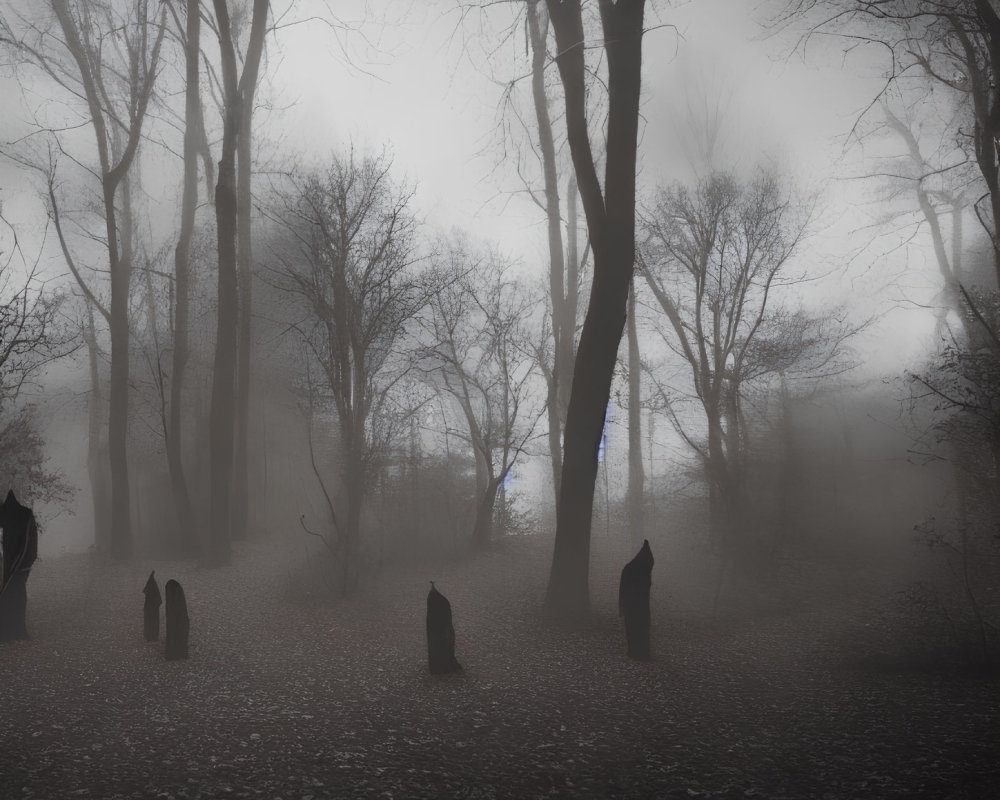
[{"x1": 265, "y1": 0, "x2": 940, "y2": 370}]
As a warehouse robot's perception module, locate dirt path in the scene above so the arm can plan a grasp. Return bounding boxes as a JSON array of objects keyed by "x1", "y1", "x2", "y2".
[{"x1": 0, "y1": 539, "x2": 996, "y2": 799}]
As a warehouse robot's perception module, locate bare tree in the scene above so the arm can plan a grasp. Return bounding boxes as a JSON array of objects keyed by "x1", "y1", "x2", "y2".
[
  {"x1": 207, "y1": 0, "x2": 268, "y2": 564},
  {"x1": 269, "y1": 150, "x2": 424, "y2": 595},
  {"x1": 1, "y1": 0, "x2": 166, "y2": 559},
  {"x1": 523, "y1": 0, "x2": 584, "y2": 503},
  {"x1": 543, "y1": 0, "x2": 646, "y2": 622},
  {"x1": 776, "y1": 0, "x2": 1000, "y2": 283},
  {"x1": 159, "y1": 0, "x2": 205, "y2": 555},
  {"x1": 638, "y1": 169, "x2": 855, "y2": 555},
  {"x1": 0, "y1": 220, "x2": 77, "y2": 507},
  {"x1": 418, "y1": 239, "x2": 544, "y2": 548},
  {"x1": 625, "y1": 276, "x2": 644, "y2": 546}
]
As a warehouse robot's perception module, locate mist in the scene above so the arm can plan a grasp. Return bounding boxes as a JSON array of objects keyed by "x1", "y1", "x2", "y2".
[{"x1": 0, "y1": 1, "x2": 997, "y2": 798}]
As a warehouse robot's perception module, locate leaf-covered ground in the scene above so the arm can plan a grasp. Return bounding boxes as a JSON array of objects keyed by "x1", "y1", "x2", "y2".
[{"x1": 0, "y1": 535, "x2": 996, "y2": 799}]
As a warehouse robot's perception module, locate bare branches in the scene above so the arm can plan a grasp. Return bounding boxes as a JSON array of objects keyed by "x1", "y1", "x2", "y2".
[
  {"x1": 266, "y1": 147, "x2": 427, "y2": 577},
  {"x1": 415, "y1": 234, "x2": 544, "y2": 543},
  {"x1": 638, "y1": 166, "x2": 858, "y2": 476}
]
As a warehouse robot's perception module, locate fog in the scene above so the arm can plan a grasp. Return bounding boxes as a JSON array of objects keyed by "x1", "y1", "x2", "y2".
[{"x1": 0, "y1": 1, "x2": 997, "y2": 798}]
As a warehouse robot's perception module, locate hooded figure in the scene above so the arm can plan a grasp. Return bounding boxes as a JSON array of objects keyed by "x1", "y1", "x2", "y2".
[
  {"x1": 426, "y1": 582, "x2": 461, "y2": 674},
  {"x1": 164, "y1": 579, "x2": 189, "y2": 660},
  {"x1": 0, "y1": 490, "x2": 39, "y2": 641},
  {"x1": 143, "y1": 571, "x2": 161, "y2": 641},
  {"x1": 619, "y1": 539, "x2": 654, "y2": 659}
]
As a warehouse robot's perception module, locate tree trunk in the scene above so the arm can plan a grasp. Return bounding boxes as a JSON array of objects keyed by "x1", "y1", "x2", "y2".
[
  {"x1": 208, "y1": 0, "x2": 268, "y2": 564},
  {"x1": 544, "y1": 0, "x2": 645, "y2": 623},
  {"x1": 626, "y1": 277, "x2": 644, "y2": 546},
  {"x1": 84, "y1": 302, "x2": 110, "y2": 553},
  {"x1": 527, "y1": 0, "x2": 570, "y2": 505},
  {"x1": 706, "y1": 400, "x2": 731, "y2": 550},
  {"x1": 472, "y1": 479, "x2": 501, "y2": 548},
  {"x1": 544, "y1": 373, "x2": 562, "y2": 505},
  {"x1": 210, "y1": 142, "x2": 238, "y2": 565},
  {"x1": 340, "y1": 437, "x2": 365, "y2": 597},
  {"x1": 232, "y1": 57, "x2": 257, "y2": 542},
  {"x1": 167, "y1": 0, "x2": 201, "y2": 556},
  {"x1": 49, "y1": 0, "x2": 167, "y2": 560},
  {"x1": 106, "y1": 179, "x2": 131, "y2": 560},
  {"x1": 562, "y1": 173, "x2": 580, "y2": 415}
]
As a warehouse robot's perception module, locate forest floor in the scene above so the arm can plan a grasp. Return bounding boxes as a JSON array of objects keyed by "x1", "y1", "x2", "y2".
[{"x1": 0, "y1": 533, "x2": 997, "y2": 800}]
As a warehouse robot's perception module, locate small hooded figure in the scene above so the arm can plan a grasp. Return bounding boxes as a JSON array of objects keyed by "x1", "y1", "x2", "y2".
[
  {"x1": 619, "y1": 539, "x2": 654, "y2": 659},
  {"x1": 0, "y1": 490, "x2": 38, "y2": 642},
  {"x1": 426, "y1": 582, "x2": 461, "y2": 674},
  {"x1": 164, "y1": 579, "x2": 189, "y2": 660},
  {"x1": 143, "y1": 571, "x2": 161, "y2": 641}
]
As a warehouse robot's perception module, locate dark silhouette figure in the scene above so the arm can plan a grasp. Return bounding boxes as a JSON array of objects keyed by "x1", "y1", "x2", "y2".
[
  {"x1": 619, "y1": 539, "x2": 654, "y2": 659},
  {"x1": 143, "y1": 571, "x2": 161, "y2": 641},
  {"x1": 426, "y1": 582, "x2": 461, "y2": 674},
  {"x1": 164, "y1": 579, "x2": 189, "y2": 660},
  {"x1": 0, "y1": 490, "x2": 39, "y2": 641}
]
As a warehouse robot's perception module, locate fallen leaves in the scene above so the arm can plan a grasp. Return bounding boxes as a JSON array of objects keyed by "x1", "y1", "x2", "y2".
[{"x1": 0, "y1": 539, "x2": 996, "y2": 798}]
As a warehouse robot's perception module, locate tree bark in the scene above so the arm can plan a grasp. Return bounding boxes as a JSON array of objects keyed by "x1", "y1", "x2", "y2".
[
  {"x1": 167, "y1": 0, "x2": 201, "y2": 556},
  {"x1": 208, "y1": 0, "x2": 268, "y2": 564},
  {"x1": 84, "y1": 301, "x2": 110, "y2": 553},
  {"x1": 472, "y1": 481, "x2": 500, "y2": 549},
  {"x1": 49, "y1": 0, "x2": 165, "y2": 560},
  {"x1": 210, "y1": 132, "x2": 239, "y2": 565},
  {"x1": 544, "y1": 0, "x2": 645, "y2": 623},
  {"x1": 233, "y1": 19, "x2": 263, "y2": 542},
  {"x1": 527, "y1": 0, "x2": 571, "y2": 504},
  {"x1": 563, "y1": 173, "x2": 580, "y2": 415},
  {"x1": 626, "y1": 277, "x2": 644, "y2": 546}
]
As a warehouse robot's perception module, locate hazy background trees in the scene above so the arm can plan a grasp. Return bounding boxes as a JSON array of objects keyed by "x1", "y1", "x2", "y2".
[
  {"x1": 0, "y1": 0, "x2": 995, "y2": 665},
  {"x1": 267, "y1": 150, "x2": 425, "y2": 595},
  {"x1": 418, "y1": 238, "x2": 544, "y2": 549}
]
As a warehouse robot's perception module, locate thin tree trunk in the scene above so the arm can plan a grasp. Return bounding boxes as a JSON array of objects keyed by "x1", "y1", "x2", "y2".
[
  {"x1": 544, "y1": 371, "x2": 562, "y2": 505},
  {"x1": 626, "y1": 277, "x2": 644, "y2": 546},
  {"x1": 210, "y1": 137, "x2": 238, "y2": 564},
  {"x1": 167, "y1": 0, "x2": 201, "y2": 556},
  {"x1": 472, "y1": 482, "x2": 500, "y2": 549},
  {"x1": 106, "y1": 179, "x2": 131, "y2": 560},
  {"x1": 208, "y1": 0, "x2": 268, "y2": 564},
  {"x1": 341, "y1": 432, "x2": 365, "y2": 597},
  {"x1": 563, "y1": 173, "x2": 579, "y2": 414},
  {"x1": 84, "y1": 301, "x2": 110, "y2": 553},
  {"x1": 49, "y1": 0, "x2": 166, "y2": 560},
  {"x1": 232, "y1": 48, "x2": 258, "y2": 542},
  {"x1": 527, "y1": 0, "x2": 570, "y2": 504}
]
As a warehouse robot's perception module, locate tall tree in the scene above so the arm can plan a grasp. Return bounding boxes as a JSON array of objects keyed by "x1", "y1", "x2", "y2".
[
  {"x1": 271, "y1": 151, "x2": 424, "y2": 595},
  {"x1": 638, "y1": 169, "x2": 854, "y2": 556},
  {"x1": 626, "y1": 276, "x2": 644, "y2": 546},
  {"x1": 543, "y1": 0, "x2": 646, "y2": 622},
  {"x1": 233, "y1": 1, "x2": 268, "y2": 543},
  {"x1": 208, "y1": 0, "x2": 268, "y2": 564},
  {"x1": 524, "y1": 0, "x2": 582, "y2": 502},
  {"x1": 162, "y1": 0, "x2": 205, "y2": 555},
  {"x1": 2, "y1": 0, "x2": 166, "y2": 558}
]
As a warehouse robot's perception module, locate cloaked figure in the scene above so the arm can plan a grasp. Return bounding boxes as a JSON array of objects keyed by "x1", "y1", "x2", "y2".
[
  {"x1": 143, "y1": 571, "x2": 161, "y2": 641},
  {"x1": 0, "y1": 490, "x2": 39, "y2": 641},
  {"x1": 164, "y1": 579, "x2": 189, "y2": 660},
  {"x1": 426, "y1": 582, "x2": 461, "y2": 674},
  {"x1": 619, "y1": 539, "x2": 654, "y2": 659}
]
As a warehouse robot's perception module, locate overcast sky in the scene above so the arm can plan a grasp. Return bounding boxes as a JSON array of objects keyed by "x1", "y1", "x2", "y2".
[{"x1": 261, "y1": 0, "x2": 939, "y2": 371}]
